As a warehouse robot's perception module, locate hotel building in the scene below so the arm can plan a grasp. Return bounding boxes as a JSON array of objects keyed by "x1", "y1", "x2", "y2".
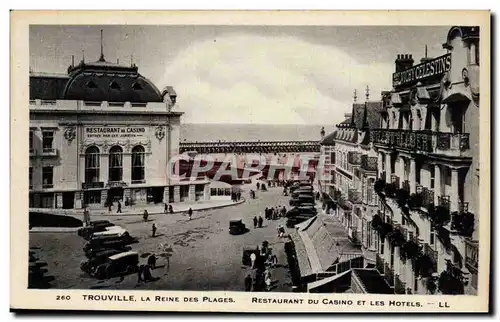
[
  {"x1": 369, "y1": 26, "x2": 480, "y2": 295},
  {"x1": 29, "y1": 38, "x2": 210, "y2": 209}
]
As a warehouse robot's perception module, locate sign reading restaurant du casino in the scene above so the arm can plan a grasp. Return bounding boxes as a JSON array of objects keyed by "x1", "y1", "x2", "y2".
[
  {"x1": 83, "y1": 126, "x2": 150, "y2": 140},
  {"x1": 392, "y1": 53, "x2": 452, "y2": 87}
]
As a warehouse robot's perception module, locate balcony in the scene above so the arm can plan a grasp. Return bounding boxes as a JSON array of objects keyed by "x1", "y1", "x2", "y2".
[
  {"x1": 41, "y1": 147, "x2": 58, "y2": 157},
  {"x1": 423, "y1": 243, "x2": 438, "y2": 271},
  {"x1": 361, "y1": 155, "x2": 378, "y2": 171},
  {"x1": 131, "y1": 179, "x2": 146, "y2": 184},
  {"x1": 348, "y1": 189, "x2": 362, "y2": 204},
  {"x1": 347, "y1": 152, "x2": 362, "y2": 165},
  {"x1": 42, "y1": 183, "x2": 54, "y2": 189},
  {"x1": 464, "y1": 239, "x2": 478, "y2": 273},
  {"x1": 371, "y1": 129, "x2": 470, "y2": 158},
  {"x1": 451, "y1": 204, "x2": 475, "y2": 238},
  {"x1": 422, "y1": 187, "x2": 435, "y2": 210},
  {"x1": 438, "y1": 195, "x2": 450, "y2": 211}
]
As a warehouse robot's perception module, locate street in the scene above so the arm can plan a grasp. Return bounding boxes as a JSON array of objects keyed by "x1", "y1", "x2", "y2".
[{"x1": 29, "y1": 186, "x2": 294, "y2": 292}]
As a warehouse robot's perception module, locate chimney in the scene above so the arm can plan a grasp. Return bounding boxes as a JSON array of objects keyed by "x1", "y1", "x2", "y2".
[{"x1": 395, "y1": 53, "x2": 414, "y2": 72}]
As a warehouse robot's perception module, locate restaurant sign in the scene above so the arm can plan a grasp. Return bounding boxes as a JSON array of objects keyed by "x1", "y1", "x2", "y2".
[
  {"x1": 84, "y1": 126, "x2": 149, "y2": 140},
  {"x1": 392, "y1": 53, "x2": 452, "y2": 87}
]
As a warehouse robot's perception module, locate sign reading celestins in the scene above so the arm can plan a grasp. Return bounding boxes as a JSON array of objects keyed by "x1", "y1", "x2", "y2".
[
  {"x1": 84, "y1": 126, "x2": 149, "y2": 140},
  {"x1": 392, "y1": 53, "x2": 452, "y2": 87}
]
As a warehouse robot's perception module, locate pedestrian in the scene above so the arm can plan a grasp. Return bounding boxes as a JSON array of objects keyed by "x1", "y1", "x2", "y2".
[
  {"x1": 256, "y1": 182, "x2": 260, "y2": 190},
  {"x1": 117, "y1": 200, "x2": 122, "y2": 213},
  {"x1": 277, "y1": 225, "x2": 285, "y2": 238},
  {"x1": 282, "y1": 206, "x2": 286, "y2": 217},
  {"x1": 143, "y1": 210, "x2": 149, "y2": 222},
  {"x1": 258, "y1": 216, "x2": 263, "y2": 228},
  {"x1": 164, "y1": 203, "x2": 168, "y2": 214},
  {"x1": 137, "y1": 264, "x2": 145, "y2": 283},
  {"x1": 148, "y1": 254, "x2": 157, "y2": 269},
  {"x1": 169, "y1": 205, "x2": 173, "y2": 214},
  {"x1": 250, "y1": 252, "x2": 257, "y2": 269},
  {"x1": 244, "y1": 274, "x2": 253, "y2": 292},
  {"x1": 108, "y1": 200, "x2": 112, "y2": 212},
  {"x1": 253, "y1": 216, "x2": 258, "y2": 229},
  {"x1": 152, "y1": 223, "x2": 157, "y2": 237},
  {"x1": 188, "y1": 207, "x2": 193, "y2": 220},
  {"x1": 143, "y1": 264, "x2": 153, "y2": 282},
  {"x1": 264, "y1": 269, "x2": 272, "y2": 291}
]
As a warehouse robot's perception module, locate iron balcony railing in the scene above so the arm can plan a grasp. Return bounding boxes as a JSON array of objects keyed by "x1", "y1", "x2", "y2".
[
  {"x1": 348, "y1": 152, "x2": 362, "y2": 165},
  {"x1": 402, "y1": 180, "x2": 411, "y2": 193},
  {"x1": 348, "y1": 189, "x2": 363, "y2": 204},
  {"x1": 424, "y1": 243, "x2": 438, "y2": 272},
  {"x1": 464, "y1": 239, "x2": 478, "y2": 273},
  {"x1": 371, "y1": 129, "x2": 470, "y2": 155},
  {"x1": 361, "y1": 155, "x2": 378, "y2": 171},
  {"x1": 438, "y1": 195, "x2": 450, "y2": 211},
  {"x1": 422, "y1": 187, "x2": 435, "y2": 209}
]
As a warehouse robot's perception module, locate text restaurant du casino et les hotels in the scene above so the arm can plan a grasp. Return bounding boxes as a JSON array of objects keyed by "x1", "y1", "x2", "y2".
[{"x1": 29, "y1": 50, "x2": 210, "y2": 210}]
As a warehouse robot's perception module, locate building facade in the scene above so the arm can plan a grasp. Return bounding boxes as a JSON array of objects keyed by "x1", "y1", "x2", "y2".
[
  {"x1": 29, "y1": 49, "x2": 209, "y2": 209},
  {"x1": 369, "y1": 26, "x2": 480, "y2": 295}
]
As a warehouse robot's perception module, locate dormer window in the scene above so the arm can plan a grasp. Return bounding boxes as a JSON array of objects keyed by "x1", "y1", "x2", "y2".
[
  {"x1": 132, "y1": 82, "x2": 143, "y2": 90},
  {"x1": 85, "y1": 81, "x2": 97, "y2": 89},
  {"x1": 109, "y1": 80, "x2": 120, "y2": 90}
]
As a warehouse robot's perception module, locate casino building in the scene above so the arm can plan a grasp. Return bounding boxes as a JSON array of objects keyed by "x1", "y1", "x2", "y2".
[{"x1": 29, "y1": 36, "x2": 210, "y2": 209}]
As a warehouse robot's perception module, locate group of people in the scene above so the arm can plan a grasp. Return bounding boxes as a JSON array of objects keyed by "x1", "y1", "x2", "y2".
[
  {"x1": 252, "y1": 215, "x2": 264, "y2": 229},
  {"x1": 106, "y1": 199, "x2": 122, "y2": 213},
  {"x1": 264, "y1": 206, "x2": 287, "y2": 220},
  {"x1": 245, "y1": 242, "x2": 278, "y2": 292},
  {"x1": 231, "y1": 192, "x2": 242, "y2": 202}
]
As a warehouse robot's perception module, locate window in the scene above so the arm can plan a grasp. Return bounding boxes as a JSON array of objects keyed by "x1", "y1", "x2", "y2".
[
  {"x1": 85, "y1": 80, "x2": 98, "y2": 89},
  {"x1": 42, "y1": 130, "x2": 54, "y2": 153},
  {"x1": 29, "y1": 167, "x2": 33, "y2": 189},
  {"x1": 85, "y1": 146, "x2": 100, "y2": 183},
  {"x1": 430, "y1": 166, "x2": 435, "y2": 189},
  {"x1": 131, "y1": 145, "x2": 146, "y2": 183},
  {"x1": 430, "y1": 226, "x2": 435, "y2": 245},
  {"x1": 210, "y1": 188, "x2": 217, "y2": 196},
  {"x1": 29, "y1": 130, "x2": 34, "y2": 152},
  {"x1": 108, "y1": 146, "x2": 123, "y2": 182},
  {"x1": 84, "y1": 190, "x2": 101, "y2": 205},
  {"x1": 132, "y1": 82, "x2": 143, "y2": 90},
  {"x1": 42, "y1": 166, "x2": 53, "y2": 188}
]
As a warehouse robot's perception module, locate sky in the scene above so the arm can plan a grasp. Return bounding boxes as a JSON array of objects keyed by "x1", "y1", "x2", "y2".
[{"x1": 30, "y1": 25, "x2": 451, "y2": 125}]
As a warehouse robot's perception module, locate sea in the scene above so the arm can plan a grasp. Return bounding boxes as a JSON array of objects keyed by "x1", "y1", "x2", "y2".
[{"x1": 180, "y1": 123, "x2": 334, "y2": 142}]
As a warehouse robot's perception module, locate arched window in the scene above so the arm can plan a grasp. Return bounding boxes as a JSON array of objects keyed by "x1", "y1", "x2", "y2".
[
  {"x1": 85, "y1": 146, "x2": 100, "y2": 183},
  {"x1": 109, "y1": 146, "x2": 123, "y2": 182},
  {"x1": 131, "y1": 145, "x2": 145, "y2": 183}
]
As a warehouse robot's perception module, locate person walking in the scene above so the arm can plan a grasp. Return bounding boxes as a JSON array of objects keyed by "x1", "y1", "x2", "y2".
[
  {"x1": 253, "y1": 216, "x2": 258, "y2": 229},
  {"x1": 148, "y1": 254, "x2": 157, "y2": 269},
  {"x1": 250, "y1": 252, "x2": 257, "y2": 269},
  {"x1": 168, "y1": 205, "x2": 173, "y2": 214},
  {"x1": 116, "y1": 200, "x2": 122, "y2": 213},
  {"x1": 244, "y1": 274, "x2": 253, "y2": 292},
  {"x1": 143, "y1": 210, "x2": 149, "y2": 222},
  {"x1": 137, "y1": 264, "x2": 145, "y2": 283},
  {"x1": 164, "y1": 203, "x2": 168, "y2": 214},
  {"x1": 188, "y1": 207, "x2": 193, "y2": 220},
  {"x1": 152, "y1": 223, "x2": 157, "y2": 237},
  {"x1": 108, "y1": 200, "x2": 112, "y2": 212},
  {"x1": 258, "y1": 216, "x2": 263, "y2": 228}
]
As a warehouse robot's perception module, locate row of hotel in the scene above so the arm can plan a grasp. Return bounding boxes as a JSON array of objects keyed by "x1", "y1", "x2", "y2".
[{"x1": 317, "y1": 26, "x2": 479, "y2": 295}]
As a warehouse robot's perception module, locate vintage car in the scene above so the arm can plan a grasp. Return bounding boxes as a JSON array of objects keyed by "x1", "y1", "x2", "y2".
[
  {"x1": 289, "y1": 194, "x2": 315, "y2": 206},
  {"x1": 84, "y1": 245, "x2": 132, "y2": 258},
  {"x1": 83, "y1": 235, "x2": 137, "y2": 253},
  {"x1": 286, "y1": 206, "x2": 317, "y2": 218},
  {"x1": 291, "y1": 190, "x2": 314, "y2": 199},
  {"x1": 229, "y1": 219, "x2": 247, "y2": 235},
  {"x1": 90, "y1": 226, "x2": 130, "y2": 240},
  {"x1": 80, "y1": 249, "x2": 124, "y2": 272},
  {"x1": 78, "y1": 221, "x2": 114, "y2": 239},
  {"x1": 89, "y1": 251, "x2": 139, "y2": 279},
  {"x1": 286, "y1": 214, "x2": 315, "y2": 228}
]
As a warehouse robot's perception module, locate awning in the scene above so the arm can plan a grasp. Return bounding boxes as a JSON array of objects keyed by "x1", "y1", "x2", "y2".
[
  {"x1": 391, "y1": 92, "x2": 402, "y2": 105},
  {"x1": 307, "y1": 269, "x2": 352, "y2": 293}
]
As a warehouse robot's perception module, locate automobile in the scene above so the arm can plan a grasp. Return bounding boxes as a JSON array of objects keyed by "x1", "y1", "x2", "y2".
[
  {"x1": 90, "y1": 251, "x2": 140, "y2": 280},
  {"x1": 91, "y1": 226, "x2": 130, "y2": 240},
  {"x1": 78, "y1": 221, "x2": 114, "y2": 239},
  {"x1": 286, "y1": 214, "x2": 316, "y2": 228},
  {"x1": 84, "y1": 245, "x2": 132, "y2": 258},
  {"x1": 83, "y1": 235, "x2": 138, "y2": 253},
  {"x1": 229, "y1": 219, "x2": 247, "y2": 235},
  {"x1": 289, "y1": 195, "x2": 315, "y2": 206},
  {"x1": 286, "y1": 206, "x2": 317, "y2": 217},
  {"x1": 80, "y1": 249, "x2": 124, "y2": 273},
  {"x1": 291, "y1": 190, "x2": 314, "y2": 199},
  {"x1": 299, "y1": 181, "x2": 312, "y2": 187}
]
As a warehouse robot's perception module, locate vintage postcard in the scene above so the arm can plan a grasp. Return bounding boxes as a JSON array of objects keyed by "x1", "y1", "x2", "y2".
[{"x1": 10, "y1": 10, "x2": 491, "y2": 313}]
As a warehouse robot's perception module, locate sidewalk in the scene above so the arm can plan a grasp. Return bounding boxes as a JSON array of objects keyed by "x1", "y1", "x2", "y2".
[{"x1": 30, "y1": 198, "x2": 245, "y2": 217}]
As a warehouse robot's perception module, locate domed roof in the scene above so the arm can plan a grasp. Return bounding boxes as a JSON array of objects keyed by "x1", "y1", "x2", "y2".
[{"x1": 61, "y1": 57, "x2": 163, "y2": 103}]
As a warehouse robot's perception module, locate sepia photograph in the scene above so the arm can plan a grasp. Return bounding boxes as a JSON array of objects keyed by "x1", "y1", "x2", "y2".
[{"x1": 10, "y1": 10, "x2": 491, "y2": 313}]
